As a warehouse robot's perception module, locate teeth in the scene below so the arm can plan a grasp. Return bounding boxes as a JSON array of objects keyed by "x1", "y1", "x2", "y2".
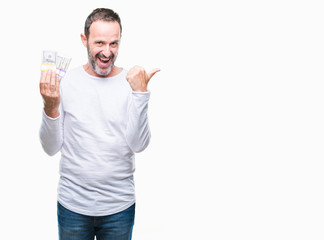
[
  {"x1": 99, "y1": 57, "x2": 110, "y2": 62},
  {"x1": 99, "y1": 58, "x2": 109, "y2": 63}
]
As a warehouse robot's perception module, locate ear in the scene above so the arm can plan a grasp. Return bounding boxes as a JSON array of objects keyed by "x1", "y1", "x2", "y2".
[
  {"x1": 118, "y1": 33, "x2": 122, "y2": 46},
  {"x1": 80, "y1": 34, "x2": 87, "y2": 47}
]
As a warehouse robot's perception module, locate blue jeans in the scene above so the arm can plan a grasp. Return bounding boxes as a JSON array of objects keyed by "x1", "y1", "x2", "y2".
[{"x1": 57, "y1": 202, "x2": 135, "y2": 240}]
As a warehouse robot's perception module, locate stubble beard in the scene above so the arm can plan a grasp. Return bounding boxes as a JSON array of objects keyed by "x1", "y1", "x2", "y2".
[{"x1": 87, "y1": 46, "x2": 117, "y2": 77}]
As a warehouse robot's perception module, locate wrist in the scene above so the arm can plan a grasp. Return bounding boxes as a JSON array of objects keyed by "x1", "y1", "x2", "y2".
[
  {"x1": 44, "y1": 107, "x2": 60, "y2": 118},
  {"x1": 132, "y1": 86, "x2": 147, "y2": 92}
]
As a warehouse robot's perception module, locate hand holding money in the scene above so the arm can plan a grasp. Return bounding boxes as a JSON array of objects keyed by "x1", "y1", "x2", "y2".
[
  {"x1": 40, "y1": 69, "x2": 60, "y2": 118},
  {"x1": 39, "y1": 50, "x2": 71, "y2": 118}
]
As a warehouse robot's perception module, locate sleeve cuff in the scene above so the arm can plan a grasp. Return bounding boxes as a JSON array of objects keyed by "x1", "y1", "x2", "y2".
[
  {"x1": 42, "y1": 109, "x2": 60, "y2": 120},
  {"x1": 132, "y1": 90, "x2": 151, "y2": 95}
]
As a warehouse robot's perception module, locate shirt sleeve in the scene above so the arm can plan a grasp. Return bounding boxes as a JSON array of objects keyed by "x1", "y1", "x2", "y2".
[
  {"x1": 39, "y1": 104, "x2": 64, "y2": 156},
  {"x1": 125, "y1": 91, "x2": 151, "y2": 153}
]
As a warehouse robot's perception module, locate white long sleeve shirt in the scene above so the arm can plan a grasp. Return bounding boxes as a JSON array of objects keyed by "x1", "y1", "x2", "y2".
[{"x1": 39, "y1": 66, "x2": 151, "y2": 216}]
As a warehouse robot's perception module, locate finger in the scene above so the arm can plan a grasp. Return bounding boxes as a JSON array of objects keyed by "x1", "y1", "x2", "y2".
[
  {"x1": 55, "y1": 71, "x2": 60, "y2": 92},
  {"x1": 147, "y1": 68, "x2": 161, "y2": 81},
  {"x1": 50, "y1": 70, "x2": 56, "y2": 92},
  {"x1": 40, "y1": 70, "x2": 48, "y2": 94},
  {"x1": 45, "y1": 70, "x2": 52, "y2": 94}
]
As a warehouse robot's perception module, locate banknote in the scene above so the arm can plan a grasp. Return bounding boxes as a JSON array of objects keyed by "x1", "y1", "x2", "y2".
[
  {"x1": 56, "y1": 54, "x2": 72, "y2": 78},
  {"x1": 42, "y1": 50, "x2": 57, "y2": 65},
  {"x1": 41, "y1": 50, "x2": 57, "y2": 71},
  {"x1": 41, "y1": 50, "x2": 72, "y2": 78}
]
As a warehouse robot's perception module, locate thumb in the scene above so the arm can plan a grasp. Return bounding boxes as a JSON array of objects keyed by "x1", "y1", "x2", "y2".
[{"x1": 147, "y1": 68, "x2": 161, "y2": 81}]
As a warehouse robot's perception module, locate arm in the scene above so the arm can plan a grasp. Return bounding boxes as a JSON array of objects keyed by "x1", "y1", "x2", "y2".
[
  {"x1": 125, "y1": 66, "x2": 160, "y2": 153},
  {"x1": 39, "y1": 70, "x2": 63, "y2": 156},
  {"x1": 125, "y1": 91, "x2": 151, "y2": 153},
  {"x1": 39, "y1": 107, "x2": 64, "y2": 156}
]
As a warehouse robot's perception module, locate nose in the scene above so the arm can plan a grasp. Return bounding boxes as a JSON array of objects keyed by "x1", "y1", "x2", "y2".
[{"x1": 102, "y1": 44, "x2": 111, "y2": 57}]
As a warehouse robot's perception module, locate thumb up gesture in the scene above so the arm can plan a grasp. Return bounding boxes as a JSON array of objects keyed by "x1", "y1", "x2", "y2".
[{"x1": 126, "y1": 66, "x2": 160, "y2": 92}]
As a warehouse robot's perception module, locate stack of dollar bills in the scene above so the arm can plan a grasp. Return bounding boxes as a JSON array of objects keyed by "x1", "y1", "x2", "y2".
[{"x1": 41, "y1": 50, "x2": 72, "y2": 78}]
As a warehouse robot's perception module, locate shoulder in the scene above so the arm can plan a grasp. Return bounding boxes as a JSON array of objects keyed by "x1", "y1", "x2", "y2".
[
  {"x1": 108, "y1": 66, "x2": 125, "y2": 77},
  {"x1": 60, "y1": 66, "x2": 84, "y2": 86},
  {"x1": 63, "y1": 66, "x2": 83, "y2": 79}
]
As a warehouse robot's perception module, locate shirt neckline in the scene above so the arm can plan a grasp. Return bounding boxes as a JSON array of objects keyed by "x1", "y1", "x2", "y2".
[{"x1": 80, "y1": 66, "x2": 125, "y2": 80}]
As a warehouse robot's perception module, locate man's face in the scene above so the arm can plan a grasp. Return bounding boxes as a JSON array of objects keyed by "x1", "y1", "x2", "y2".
[{"x1": 82, "y1": 20, "x2": 121, "y2": 77}]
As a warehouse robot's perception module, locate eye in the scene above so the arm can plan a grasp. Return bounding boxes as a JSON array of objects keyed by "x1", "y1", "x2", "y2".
[
  {"x1": 110, "y1": 42, "x2": 119, "y2": 47},
  {"x1": 96, "y1": 41, "x2": 103, "y2": 46}
]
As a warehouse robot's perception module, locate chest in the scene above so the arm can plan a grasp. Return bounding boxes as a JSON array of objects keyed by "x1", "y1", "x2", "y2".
[{"x1": 62, "y1": 78, "x2": 131, "y2": 128}]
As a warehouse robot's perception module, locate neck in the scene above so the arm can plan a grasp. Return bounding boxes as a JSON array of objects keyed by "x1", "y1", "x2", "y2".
[{"x1": 83, "y1": 63, "x2": 122, "y2": 78}]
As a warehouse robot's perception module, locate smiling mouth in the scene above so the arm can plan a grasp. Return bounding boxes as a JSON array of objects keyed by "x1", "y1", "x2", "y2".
[{"x1": 98, "y1": 56, "x2": 111, "y2": 64}]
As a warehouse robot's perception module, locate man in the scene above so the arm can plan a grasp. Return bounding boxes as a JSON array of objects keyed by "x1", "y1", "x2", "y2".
[{"x1": 39, "y1": 8, "x2": 159, "y2": 240}]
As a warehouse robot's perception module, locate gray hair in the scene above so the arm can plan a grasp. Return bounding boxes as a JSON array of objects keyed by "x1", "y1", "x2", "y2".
[{"x1": 84, "y1": 8, "x2": 122, "y2": 39}]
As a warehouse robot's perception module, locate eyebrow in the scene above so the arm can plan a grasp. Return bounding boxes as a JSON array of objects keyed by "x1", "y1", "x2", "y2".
[
  {"x1": 94, "y1": 39, "x2": 120, "y2": 44},
  {"x1": 110, "y1": 40, "x2": 120, "y2": 44}
]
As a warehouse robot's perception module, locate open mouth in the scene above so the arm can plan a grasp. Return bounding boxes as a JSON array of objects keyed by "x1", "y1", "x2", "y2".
[
  {"x1": 92, "y1": 52, "x2": 116, "y2": 74},
  {"x1": 98, "y1": 56, "x2": 111, "y2": 64}
]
